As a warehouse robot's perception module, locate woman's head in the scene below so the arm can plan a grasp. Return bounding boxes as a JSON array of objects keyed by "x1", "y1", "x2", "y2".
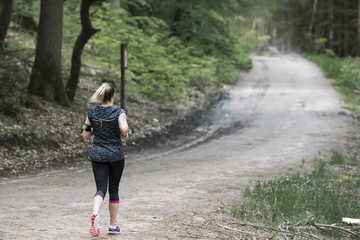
[{"x1": 89, "y1": 83, "x2": 115, "y2": 104}]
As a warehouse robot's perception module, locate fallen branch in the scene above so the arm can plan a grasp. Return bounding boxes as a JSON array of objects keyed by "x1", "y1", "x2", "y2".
[
  {"x1": 222, "y1": 218, "x2": 360, "y2": 239},
  {"x1": 308, "y1": 221, "x2": 360, "y2": 238},
  {"x1": 216, "y1": 223, "x2": 263, "y2": 237},
  {"x1": 223, "y1": 220, "x2": 322, "y2": 240}
]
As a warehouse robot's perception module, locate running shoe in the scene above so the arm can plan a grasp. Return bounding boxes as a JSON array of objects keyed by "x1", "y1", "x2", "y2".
[
  {"x1": 108, "y1": 225, "x2": 121, "y2": 235},
  {"x1": 90, "y1": 214, "x2": 100, "y2": 237}
]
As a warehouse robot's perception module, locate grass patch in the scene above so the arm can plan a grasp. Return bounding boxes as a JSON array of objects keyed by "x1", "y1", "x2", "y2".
[
  {"x1": 305, "y1": 54, "x2": 360, "y2": 114},
  {"x1": 232, "y1": 152, "x2": 360, "y2": 239}
]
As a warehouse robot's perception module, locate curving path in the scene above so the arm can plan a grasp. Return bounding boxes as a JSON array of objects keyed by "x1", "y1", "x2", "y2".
[{"x1": 0, "y1": 55, "x2": 351, "y2": 239}]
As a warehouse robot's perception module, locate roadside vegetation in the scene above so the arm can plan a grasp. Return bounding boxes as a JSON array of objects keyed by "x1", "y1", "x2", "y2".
[
  {"x1": 306, "y1": 54, "x2": 360, "y2": 114},
  {"x1": 231, "y1": 152, "x2": 360, "y2": 239}
]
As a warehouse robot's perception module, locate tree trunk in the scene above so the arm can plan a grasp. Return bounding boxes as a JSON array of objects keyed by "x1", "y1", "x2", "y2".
[
  {"x1": 66, "y1": 0, "x2": 102, "y2": 102},
  {"x1": 329, "y1": 0, "x2": 334, "y2": 50},
  {"x1": 169, "y1": 7, "x2": 182, "y2": 37},
  {"x1": 0, "y1": 0, "x2": 13, "y2": 49},
  {"x1": 343, "y1": 0, "x2": 349, "y2": 56},
  {"x1": 28, "y1": 0, "x2": 68, "y2": 106},
  {"x1": 309, "y1": 0, "x2": 318, "y2": 34}
]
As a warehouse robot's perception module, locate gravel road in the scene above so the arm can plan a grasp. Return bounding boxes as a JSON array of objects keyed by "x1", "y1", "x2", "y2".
[{"x1": 0, "y1": 55, "x2": 352, "y2": 239}]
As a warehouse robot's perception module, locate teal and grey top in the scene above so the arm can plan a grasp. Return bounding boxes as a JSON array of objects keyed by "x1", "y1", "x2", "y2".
[{"x1": 88, "y1": 105, "x2": 126, "y2": 162}]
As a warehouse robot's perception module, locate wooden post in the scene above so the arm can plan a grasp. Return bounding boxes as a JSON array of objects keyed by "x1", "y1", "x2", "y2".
[{"x1": 120, "y1": 43, "x2": 127, "y2": 109}]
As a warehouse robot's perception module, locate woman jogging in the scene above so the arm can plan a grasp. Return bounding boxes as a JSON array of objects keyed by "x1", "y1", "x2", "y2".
[{"x1": 81, "y1": 83, "x2": 128, "y2": 237}]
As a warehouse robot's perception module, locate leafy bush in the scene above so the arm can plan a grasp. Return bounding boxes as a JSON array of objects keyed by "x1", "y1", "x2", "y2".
[
  {"x1": 85, "y1": 4, "x2": 199, "y2": 103},
  {"x1": 82, "y1": 2, "x2": 251, "y2": 105}
]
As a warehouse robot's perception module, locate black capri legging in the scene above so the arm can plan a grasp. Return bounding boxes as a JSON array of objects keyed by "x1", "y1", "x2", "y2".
[{"x1": 91, "y1": 160, "x2": 125, "y2": 203}]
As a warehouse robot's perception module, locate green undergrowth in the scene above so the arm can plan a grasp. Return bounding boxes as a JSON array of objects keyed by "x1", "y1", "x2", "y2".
[
  {"x1": 4, "y1": 1, "x2": 253, "y2": 109},
  {"x1": 232, "y1": 152, "x2": 360, "y2": 239},
  {"x1": 305, "y1": 54, "x2": 360, "y2": 114},
  {"x1": 85, "y1": 3, "x2": 252, "y2": 105}
]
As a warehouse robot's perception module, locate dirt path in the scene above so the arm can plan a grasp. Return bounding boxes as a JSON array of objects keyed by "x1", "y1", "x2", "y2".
[{"x1": 0, "y1": 55, "x2": 352, "y2": 239}]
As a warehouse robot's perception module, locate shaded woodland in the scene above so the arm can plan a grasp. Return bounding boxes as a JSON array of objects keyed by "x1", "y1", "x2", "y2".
[
  {"x1": 246, "y1": 0, "x2": 360, "y2": 57},
  {"x1": 0, "y1": 0, "x2": 359, "y2": 110}
]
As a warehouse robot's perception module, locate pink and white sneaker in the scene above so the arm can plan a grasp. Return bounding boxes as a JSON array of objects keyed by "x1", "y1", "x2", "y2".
[
  {"x1": 90, "y1": 214, "x2": 100, "y2": 237},
  {"x1": 108, "y1": 225, "x2": 121, "y2": 235}
]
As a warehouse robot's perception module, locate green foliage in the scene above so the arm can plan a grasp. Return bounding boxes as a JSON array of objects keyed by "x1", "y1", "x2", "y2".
[
  {"x1": 314, "y1": 38, "x2": 327, "y2": 53},
  {"x1": 13, "y1": 0, "x2": 33, "y2": 19},
  {"x1": 88, "y1": 4, "x2": 189, "y2": 104},
  {"x1": 329, "y1": 150, "x2": 345, "y2": 165},
  {"x1": 232, "y1": 153, "x2": 360, "y2": 238},
  {"x1": 306, "y1": 54, "x2": 360, "y2": 114},
  {"x1": 305, "y1": 54, "x2": 343, "y2": 79},
  {"x1": 8, "y1": 0, "x2": 252, "y2": 105},
  {"x1": 142, "y1": 0, "x2": 253, "y2": 80},
  {"x1": 239, "y1": 0, "x2": 359, "y2": 57},
  {"x1": 82, "y1": 2, "x2": 251, "y2": 104}
]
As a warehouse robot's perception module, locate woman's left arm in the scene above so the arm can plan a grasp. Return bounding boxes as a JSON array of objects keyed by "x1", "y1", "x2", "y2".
[{"x1": 118, "y1": 112, "x2": 129, "y2": 137}]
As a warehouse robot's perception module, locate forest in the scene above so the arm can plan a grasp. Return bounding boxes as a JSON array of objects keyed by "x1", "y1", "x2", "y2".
[{"x1": 1, "y1": 0, "x2": 360, "y2": 111}]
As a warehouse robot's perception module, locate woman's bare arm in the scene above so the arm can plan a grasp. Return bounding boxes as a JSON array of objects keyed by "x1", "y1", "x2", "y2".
[
  {"x1": 81, "y1": 116, "x2": 94, "y2": 139},
  {"x1": 118, "y1": 112, "x2": 128, "y2": 137}
]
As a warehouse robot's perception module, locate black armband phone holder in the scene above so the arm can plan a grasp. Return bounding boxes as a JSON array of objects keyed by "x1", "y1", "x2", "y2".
[{"x1": 80, "y1": 122, "x2": 92, "y2": 133}]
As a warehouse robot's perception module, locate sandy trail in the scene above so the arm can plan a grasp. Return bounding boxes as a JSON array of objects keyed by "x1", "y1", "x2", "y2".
[{"x1": 0, "y1": 55, "x2": 351, "y2": 239}]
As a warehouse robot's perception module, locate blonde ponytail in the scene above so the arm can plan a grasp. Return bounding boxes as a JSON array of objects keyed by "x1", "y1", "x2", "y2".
[{"x1": 89, "y1": 83, "x2": 115, "y2": 104}]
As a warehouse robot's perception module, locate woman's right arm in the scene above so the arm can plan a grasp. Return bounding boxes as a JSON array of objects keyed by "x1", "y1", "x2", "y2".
[
  {"x1": 81, "y1": 116, "x2": 94, "y2": 139},
  {"x1": 118, "y1": 112, "x2": 128, "y2": 137}
]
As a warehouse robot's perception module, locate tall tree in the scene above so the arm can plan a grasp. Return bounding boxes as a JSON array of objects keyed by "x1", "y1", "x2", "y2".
[
  {"x1": 309, "y1": 0, "x2": 318, "y2": 33},
  {"x1": 28, "y1": 0, "x2": 68, "y2": 105},
  {"x1": 66, "y1": 0, "x2": 103, "y2": 102},
  {"x1": 0, "y1": 0, "x2": 13, "y2": 49},
  {"x1": 329, "y1": 0, "x2": 334, "y2": 50}
]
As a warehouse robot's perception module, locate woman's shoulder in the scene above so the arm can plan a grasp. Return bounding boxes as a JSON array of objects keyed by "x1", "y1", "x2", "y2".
[
  {"x1": 111, "y1": 105, "x2": 126, "y2": 114},
  {"x1": 117, "y1": 106, "x2": 126, "y2": 115}
]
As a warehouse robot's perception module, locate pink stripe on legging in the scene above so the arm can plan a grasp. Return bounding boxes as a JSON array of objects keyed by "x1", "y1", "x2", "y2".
[{"x1": 109, "y1": 200, "x2": 119, "y2": 203}]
